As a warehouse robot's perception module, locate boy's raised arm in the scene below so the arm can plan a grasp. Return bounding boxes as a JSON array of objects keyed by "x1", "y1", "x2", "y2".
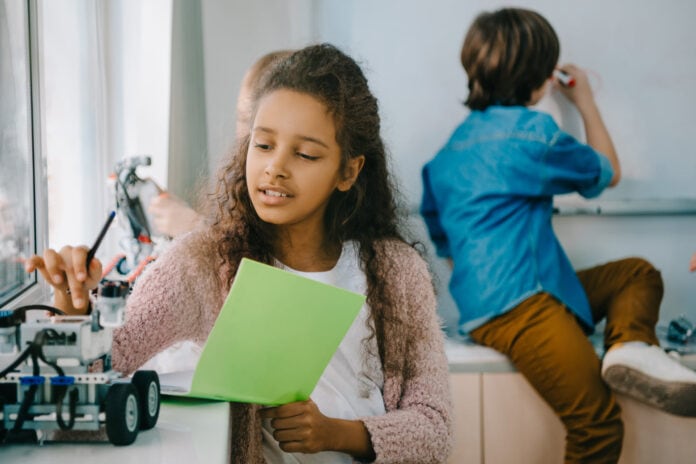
[{"x1": 557, "y1": 64, "x2": 621, "y2": 186}]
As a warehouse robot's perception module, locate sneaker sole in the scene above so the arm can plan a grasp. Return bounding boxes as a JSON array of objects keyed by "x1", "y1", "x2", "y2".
[{"x1": 603, "y1": 365, "x2": 696, "y2": 417}]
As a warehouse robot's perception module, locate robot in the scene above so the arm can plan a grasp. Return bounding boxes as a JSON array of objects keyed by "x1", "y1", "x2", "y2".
[
  {"x1": 108, "y1": 155, "x2": 164, "y2": 278},
  {"x1": 0, "y1": 278, "x2": 160, "y2": 446},
  {"x1": 0, "y1": 155, "x2": 169, "y2": 446}
]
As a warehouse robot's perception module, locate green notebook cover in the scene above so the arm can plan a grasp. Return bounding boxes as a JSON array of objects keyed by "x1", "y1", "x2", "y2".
[{"x1": 187, "y1": 257, "x2": 364, "y2": 405}]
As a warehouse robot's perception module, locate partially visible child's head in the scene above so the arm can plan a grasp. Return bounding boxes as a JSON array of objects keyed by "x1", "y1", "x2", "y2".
[
  {"x1": 235, "y1": 50, "x2": 294, "y2": 138},
  {"x1": 461, "y1": 8, "x2": 559, "y2": 110},
  {"x1": 214, "y1": 43, "x2": 401, "y2": 265}
]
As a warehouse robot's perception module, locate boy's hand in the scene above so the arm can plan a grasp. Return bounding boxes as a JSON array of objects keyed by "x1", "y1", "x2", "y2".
[
  {"x1": 690, "y1": 252, "x2": 696, "y2": 272},
  {"x1": 555, "y1": 63, "x2": 621, "y2": 185},
  {"x1": 24, "y1": 246, "x2": 102, "y2": 314},
  {"x1": 555, "y1": 64, "x2": 594, "y2": 110}
]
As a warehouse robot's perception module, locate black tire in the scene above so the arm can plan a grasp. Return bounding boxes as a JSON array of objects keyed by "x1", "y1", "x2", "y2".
[
  {"x1": 132, "y1": 370, "x2": 160, "y2": 430},
  {"x1": 105, "y1": 383, "x2": 140, "y2": 446}
]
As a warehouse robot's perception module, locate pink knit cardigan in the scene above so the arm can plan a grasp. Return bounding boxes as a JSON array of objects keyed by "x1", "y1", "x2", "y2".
[{"x1": 112, "y1": 230, "x2": 453, "y2": 463}]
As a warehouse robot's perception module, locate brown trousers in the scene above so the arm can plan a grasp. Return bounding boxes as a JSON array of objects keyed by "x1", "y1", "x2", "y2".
[{"x1": 470, "y1": 258, "x2": 663, "y2": 464}]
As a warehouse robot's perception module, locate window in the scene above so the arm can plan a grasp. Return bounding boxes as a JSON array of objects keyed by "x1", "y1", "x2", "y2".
[
  {"x1": 1, "y1": 0, "x2": 182, "y2": 311},
  {"x1": 0, "y1": 0, "x2": 48, "y2": 308},
  {"x1": 40, "y1": 0, "x2": 173, "y2": 256}
]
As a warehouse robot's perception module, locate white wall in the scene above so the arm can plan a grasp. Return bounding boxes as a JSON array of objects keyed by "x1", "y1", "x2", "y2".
[
  {"x1": 199, "y1": 0, "x2": 696, "y2": 327},
  {"x1": 313, "y1": 0, "x2": 696, "y2": 205},
  {"x1": 200, "y1": 0, "x2": 314, "y2": 174},
  {"x1": 554, "y1": 216, "x2": 696, "y2": 324},
  {"x1": 311, "y1": 0, "x2": 696, "y2": 326}
]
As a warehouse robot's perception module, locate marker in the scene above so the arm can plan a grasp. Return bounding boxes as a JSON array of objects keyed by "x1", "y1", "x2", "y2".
[
  {"x1": 554, "y1": 69, "x2": 576, "y2": 87},
  {"x1": 86, "y1": 210, "x2": 116, "y2": 269}
]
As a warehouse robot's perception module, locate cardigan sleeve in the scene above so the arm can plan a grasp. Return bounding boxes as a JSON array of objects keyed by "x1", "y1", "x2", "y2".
[
  {"x1": 111, "y1": 230, "x2": 224, "y2": 375},
  {"x1": 359, "y1": 244, "x2": 453, "y2": 464}
]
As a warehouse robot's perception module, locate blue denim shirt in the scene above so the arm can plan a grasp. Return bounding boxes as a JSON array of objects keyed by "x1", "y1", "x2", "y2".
[{"x1": 421, "y1": 106, "x2": 614, "y2": 334}]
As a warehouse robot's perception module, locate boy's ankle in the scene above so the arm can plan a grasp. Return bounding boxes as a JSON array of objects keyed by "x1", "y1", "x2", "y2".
[
  {"x1": 602, "y1": 343, "x2": 696, "y2": 417},
  {"x1": 606, "y1": 340, "x2": 648, "y2": 353}
]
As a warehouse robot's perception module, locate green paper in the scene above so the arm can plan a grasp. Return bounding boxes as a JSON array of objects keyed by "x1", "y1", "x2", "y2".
[{"x1": 187, "y1": 258, "x2": 364, "y2": 405}]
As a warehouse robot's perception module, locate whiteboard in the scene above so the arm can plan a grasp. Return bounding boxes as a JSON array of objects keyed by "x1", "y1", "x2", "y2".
[{"x1": 315, "y1": 0, "x2": 696, "y2": 208}]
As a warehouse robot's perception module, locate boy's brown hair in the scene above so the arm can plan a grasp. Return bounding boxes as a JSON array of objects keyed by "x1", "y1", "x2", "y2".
[{"x1": 461, "y1": 8, "x2": 559, "y2": 110}]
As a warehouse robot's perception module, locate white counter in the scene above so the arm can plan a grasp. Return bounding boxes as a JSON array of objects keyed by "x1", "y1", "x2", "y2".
[
  {"x1": 446, "y1": 333, "x2": 696, "y2": 373},
  {"x1": 0, "y1": 398, "x2": 230, "y2": 463}
]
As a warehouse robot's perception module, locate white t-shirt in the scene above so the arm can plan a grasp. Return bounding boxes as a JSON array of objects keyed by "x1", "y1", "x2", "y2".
[{"x1": 262, "y1": 241, "x2": 386, "y2": 464}]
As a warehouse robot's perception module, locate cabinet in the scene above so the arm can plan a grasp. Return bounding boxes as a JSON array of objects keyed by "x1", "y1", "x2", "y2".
[{"x1": 447, "y1": 343, "x2": 696, "y2": 463}]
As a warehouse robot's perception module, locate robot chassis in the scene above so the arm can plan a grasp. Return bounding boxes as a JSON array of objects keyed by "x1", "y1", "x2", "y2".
[{"x1": 0, "y1": 279, "x2": 160, "y2": 446}]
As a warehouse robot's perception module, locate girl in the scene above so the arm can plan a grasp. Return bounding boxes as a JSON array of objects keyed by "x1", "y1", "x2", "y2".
[{"x1": 26, "y1": 44, "x2": 452, "y2": 463}]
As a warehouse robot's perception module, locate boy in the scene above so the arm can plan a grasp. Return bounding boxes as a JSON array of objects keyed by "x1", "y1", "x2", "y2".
[{"x1": 421, "y1": 7, "x2": 696, "y2": 463}]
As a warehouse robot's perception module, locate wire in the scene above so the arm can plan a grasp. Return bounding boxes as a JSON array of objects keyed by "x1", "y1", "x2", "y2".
[
  {"x1": 55, "y1": 387, "x2": 78, "y2": 430},
  {"x1": 2, "y1": 328, "x2": 77, "y2": 436},
  {"x1": 8, "y1": 385, "x2": 38, "y2": 434},
  {"x1": 0, "y1": 342, "x2": 36, "y2": 441},
  {"x1": 9, "y1": 304, "x2": 66, "y2": 319},
  {"x1": 33, "y1": 329, "x2": 65, "y2": 376},
  {"x1": 11, "y1": 350, "x2": 40, "y2": 432},
  {"x1": 32, "y1": 329, "x2": 81, "y2": 430}
]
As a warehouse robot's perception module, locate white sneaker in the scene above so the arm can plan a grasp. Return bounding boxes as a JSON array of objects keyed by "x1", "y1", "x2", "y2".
[{"x1": 601, "y1": 342, "x2": 696, "y2": 417}]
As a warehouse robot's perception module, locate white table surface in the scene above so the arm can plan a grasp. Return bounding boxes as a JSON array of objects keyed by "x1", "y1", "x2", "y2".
[{"x1": 0, "y1": 397, "x2": 230, "y2": 463}]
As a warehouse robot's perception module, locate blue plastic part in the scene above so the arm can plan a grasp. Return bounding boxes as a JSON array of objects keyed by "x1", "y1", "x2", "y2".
[
  {"x1": 0, "y1": 309, "x2": 20, "y2": 327},
  {"x1": 19, "y1": 376, "x2": 46, "y2": 385},
  {"x1": 50, "y1": 375, "x2": 75, "y2": 386}
]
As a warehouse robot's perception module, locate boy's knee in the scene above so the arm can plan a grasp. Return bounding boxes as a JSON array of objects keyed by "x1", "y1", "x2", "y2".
[{"x1": 623, "y1": 257, "x2": 663, "y2": 284}]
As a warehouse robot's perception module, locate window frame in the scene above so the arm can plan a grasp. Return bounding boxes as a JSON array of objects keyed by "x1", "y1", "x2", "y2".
[{"x1": 2, "y1": 0, "x2": 49, "y2": 309}]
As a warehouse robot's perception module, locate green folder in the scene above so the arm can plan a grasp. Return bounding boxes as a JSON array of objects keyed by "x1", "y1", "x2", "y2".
[{"x1": 160, "y1": 258, "x2": 365, "y2": 405}]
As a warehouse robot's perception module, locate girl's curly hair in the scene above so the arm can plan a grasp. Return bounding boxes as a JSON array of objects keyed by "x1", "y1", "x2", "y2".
[{"x1": 208, "y1": 43, "x2": 412, "y2": 367}]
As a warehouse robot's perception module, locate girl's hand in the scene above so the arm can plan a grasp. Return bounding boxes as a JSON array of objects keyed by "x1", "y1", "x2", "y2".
[
  {"x1": 24, "y1": 246, "x2": 102, "y2": 314},
  {"x1": 259, "y1": 399, "x2": 334, "y2": 454},
  {"x1": 259, "y1": 399, "x2": 375, "y2": 459},
  {"x1": 690, "y1": 252, "x2": 696, "y2": 272}
]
